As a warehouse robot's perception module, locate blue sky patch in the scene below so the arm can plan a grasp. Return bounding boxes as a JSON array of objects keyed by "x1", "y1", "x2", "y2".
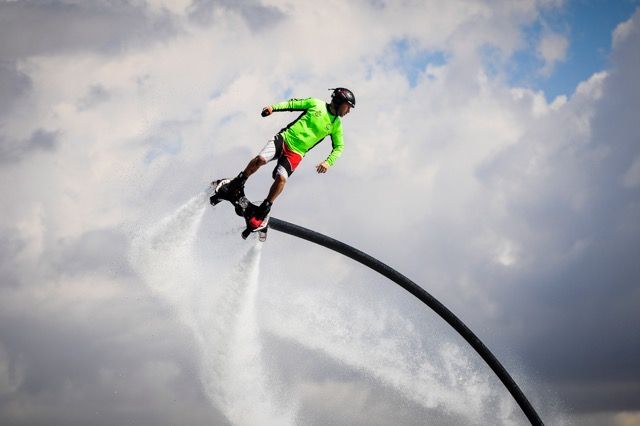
[
  {"x1": 505, "y1": 1, "x2": 638, "y2": 100},
  {"x1": 389, "y1": 39, "x2": 448, "y2": 87}
]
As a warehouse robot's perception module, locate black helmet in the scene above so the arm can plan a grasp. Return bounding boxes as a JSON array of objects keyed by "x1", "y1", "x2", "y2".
[{"x1": 330, "y1": 87, "x2": 356, "y2": 108}]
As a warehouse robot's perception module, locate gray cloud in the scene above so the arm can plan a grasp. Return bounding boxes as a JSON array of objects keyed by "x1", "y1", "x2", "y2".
[
  {"x1": 187, "y1": 0, "x2": 286, "y2": 31},
  {"x1": 0, "y1": 0, "x2": 180, "y2": 132},
  {"x1": 0, "y1": 2, "x2": 638, "y2": 425},
  {"x1": 0, "y1": 290, "x2": 226, "y2": 426},
  {"x1": 0, "y1": 1, "x2": 179, "y2": 60},
  {"x1": 468, "y1": 10, "x2": 640, "y2": 415},
  {"x1": 77, "y1": 84, "x2": 112, "y2": 111},
  {"x1": 0, "y1": 229, "x2": 26, "y2": 289},
  {"x1": 0, "y1": 218, "x2": 227, "y2": 425},
  {"x1": 52, "y1": 228, "x2": 132, "y2": 276},
  {"x1": 0, "y1": 129, "x2": 59, "y2": 164},
  {"x1": 0, "y1": 61, "x2": 31, "y2": 118}
]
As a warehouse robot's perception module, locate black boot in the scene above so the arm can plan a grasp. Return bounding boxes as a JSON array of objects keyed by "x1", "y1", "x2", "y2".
[
  {"x1": 257, "y1": 199, "x2": 272, "y2": 218},
  {"x1": 247, "y1": 200, "x2": 272, "y2": 230},
  {"x1": 229, "y1": 171, "x2": 247, "y2": 189},
  {"x1": 210, "y1": 171, "x2": 247, "y2": 206},
  {"x1": 225, "y1": 171, "x2": 248, "y2": 202}
]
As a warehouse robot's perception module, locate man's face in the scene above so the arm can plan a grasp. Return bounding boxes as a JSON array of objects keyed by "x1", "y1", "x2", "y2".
[{"x1": 337, "y1": 102, "x2": 352, "y2": 117}]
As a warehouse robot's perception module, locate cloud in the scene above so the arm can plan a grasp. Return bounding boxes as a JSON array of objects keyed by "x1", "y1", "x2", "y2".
[
  {"x1": 613, "y1": 8, "x2": 638, "y2": 48},
  {"x1": 0, "y1": 1, "x2": 638, "y2": 425},
  {"x1": 187, "y1": 0, "x2": 286, "y2": 30},
  {"x1": 536, "y1": 30, "x2": 569, "y2": 76},
  {"x1": 0, "y1": 1, "x2": 179, "y2": 60},
  {"x1": 0, "y1": 129, "x2": 59, "y2": 164},
  {"x1": 0, "y1": 61, "x2": 31, "y2": 118},
  {"x1": 0, "y1": 288, "x2": 226, "y2": 425},
  {"x1": 467, "y1": 8, "x2": 640, "y2": 414}
]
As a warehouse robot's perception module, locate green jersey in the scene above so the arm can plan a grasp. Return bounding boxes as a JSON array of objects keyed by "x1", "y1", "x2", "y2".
[{"x1": 271, "y1": 98, "x2": 345, "y2": 166}]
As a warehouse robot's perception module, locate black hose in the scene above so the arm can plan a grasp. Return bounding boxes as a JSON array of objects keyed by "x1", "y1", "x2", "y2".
[{"x1": 268, "y1": 217, "x2": 543, "y2": 425}]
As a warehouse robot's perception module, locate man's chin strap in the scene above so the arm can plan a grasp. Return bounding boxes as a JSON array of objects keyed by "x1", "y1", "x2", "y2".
[{"x1": 327, "y1": 102, "x2": 340, "y2": 120}]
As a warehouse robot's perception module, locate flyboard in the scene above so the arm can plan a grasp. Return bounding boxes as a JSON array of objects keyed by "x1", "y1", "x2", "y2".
[{"x1": 208, "y1": 179, "x2": 269, "y2": 241}]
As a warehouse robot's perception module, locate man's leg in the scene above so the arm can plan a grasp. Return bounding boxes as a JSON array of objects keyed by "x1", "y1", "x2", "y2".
[
  {"x1": 246, "y1": 140, "x2": 295, "y2": 229},
  {"x1": 243, "y1": 155, "x2": 267, "y2": 178},
  {"x1": 227, "y1": 155, "x2": 266, "y2": 198},
  {"x1": 266, "y1": 174, "x2": 286, "y2": 203},
  {"x1": 247, "y1": 173, "x2": 285, "y2": 229},
  {"x1": 261, "y1": 146, "x2": 299, "y2": 207},
  {"x1": 230, "y1": 137, "x2": 279, "y2": 190}
]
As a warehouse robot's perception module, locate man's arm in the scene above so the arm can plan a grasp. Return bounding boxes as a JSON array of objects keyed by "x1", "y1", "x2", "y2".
[
  {"x1": 325, "y1": 126, "x2": 344, "y2": 167},
  {"x1": 317, "y1": 126, "x2": 344, "y2": 173},
  {"x1": 262, "y1": 98, "x2": 316, "y2": 116}
]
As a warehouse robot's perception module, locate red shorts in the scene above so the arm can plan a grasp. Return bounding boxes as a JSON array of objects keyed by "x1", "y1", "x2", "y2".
[{"x1": 257, "y1": 134, "x2": 303, "y2": 179}]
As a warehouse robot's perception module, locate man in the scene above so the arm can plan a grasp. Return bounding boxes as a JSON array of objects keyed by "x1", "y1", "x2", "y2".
[{"x1": 214, "y1": 87, "x2": 355, "y2": 230}]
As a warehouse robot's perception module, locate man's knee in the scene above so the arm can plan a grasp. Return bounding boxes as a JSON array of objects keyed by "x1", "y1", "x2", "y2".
[
  {"x1": 275, "y1": 173, "x2": 287, "y2": 185},
  {"x1": 254, "y1": 155, "x2": 267, "y2": 166}
]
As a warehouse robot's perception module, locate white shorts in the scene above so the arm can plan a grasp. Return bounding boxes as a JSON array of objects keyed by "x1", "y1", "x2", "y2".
[{"x1": 257, "y1": 135, "x2": 301, "y2": 180}]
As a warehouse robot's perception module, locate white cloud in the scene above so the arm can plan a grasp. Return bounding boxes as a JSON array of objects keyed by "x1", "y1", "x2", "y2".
[
  {"x1": 0, "y1": 2, "x2": 639, "y2": 425},
  {"x1": 613, "y1": 10, "x2": 638, "y2": 48},
  {"x1": 537, "y1": 30, "x2": 569, "y2": 76},
  {"x1": 145, "y1": 0, "x2": 192, "y2": 16}
]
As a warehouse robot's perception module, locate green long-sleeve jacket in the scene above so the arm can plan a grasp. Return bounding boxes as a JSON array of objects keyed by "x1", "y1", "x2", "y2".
[{"x1": 271, "y1": 98, "x2": 344, "y2": 166}]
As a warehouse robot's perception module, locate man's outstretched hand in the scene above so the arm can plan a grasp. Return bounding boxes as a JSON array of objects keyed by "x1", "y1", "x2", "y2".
[
  {"x1": 316, "y1": 162, "x2": 330, "y2": 174},
  {"x1": 261, "y1": 106, "x2": 273, "y2": 117}
]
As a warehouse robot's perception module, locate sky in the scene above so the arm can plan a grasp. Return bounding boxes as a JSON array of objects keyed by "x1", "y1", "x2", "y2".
[{"x1": 1, "y1": 0, "x2": 639, "y2": 425}]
